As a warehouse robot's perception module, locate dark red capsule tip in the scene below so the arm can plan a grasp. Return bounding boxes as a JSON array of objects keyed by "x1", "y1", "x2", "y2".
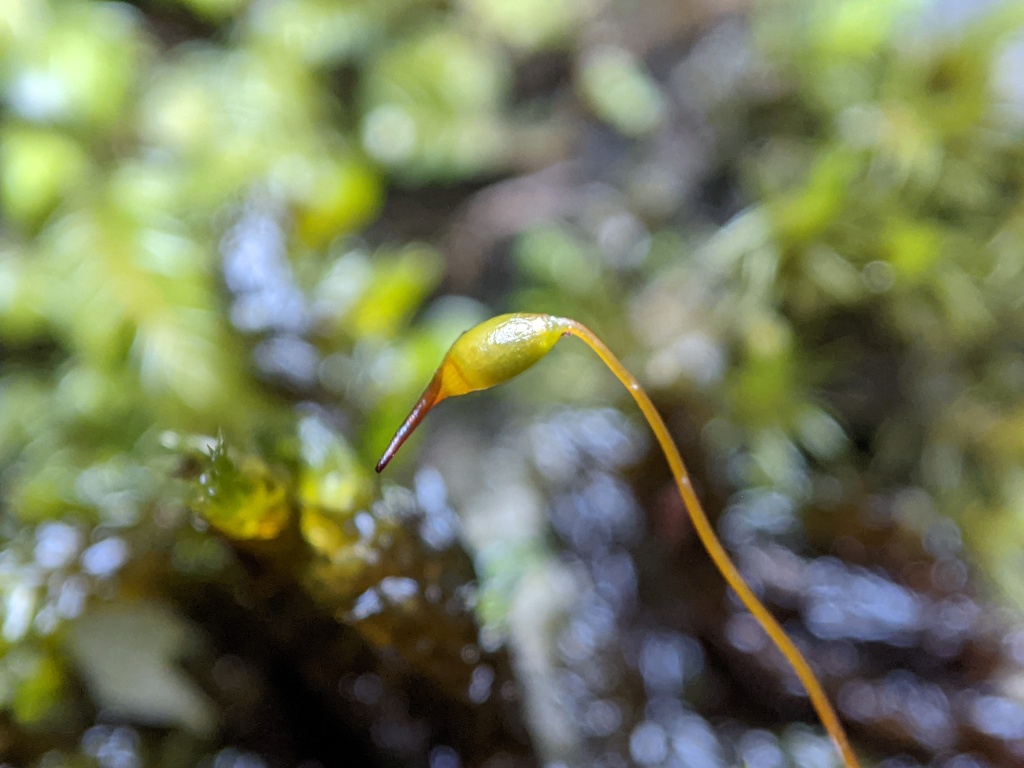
[{"x1": 375, "y1": 375, "x2": 443, "y2": 474}]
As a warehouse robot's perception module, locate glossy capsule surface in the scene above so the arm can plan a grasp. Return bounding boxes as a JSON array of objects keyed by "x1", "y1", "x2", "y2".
[{"x1": 436, "y1": 313, "x2": 568, "y2": 398}]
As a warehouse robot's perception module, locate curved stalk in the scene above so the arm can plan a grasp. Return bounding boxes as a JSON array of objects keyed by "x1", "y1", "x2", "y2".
[{"x1": 560, "y1": 320, "x2": 860, "y2": 768}]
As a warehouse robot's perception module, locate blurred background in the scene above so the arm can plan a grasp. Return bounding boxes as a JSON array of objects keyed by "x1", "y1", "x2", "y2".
[{"x1": 3, "y1": 0, "x2": 1024, "y2": 766}]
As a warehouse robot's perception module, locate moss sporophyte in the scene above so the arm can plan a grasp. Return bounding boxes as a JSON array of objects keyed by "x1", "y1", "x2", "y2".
[{"x1": 377, "y1": 313, "x2": 861, "y2": 768}]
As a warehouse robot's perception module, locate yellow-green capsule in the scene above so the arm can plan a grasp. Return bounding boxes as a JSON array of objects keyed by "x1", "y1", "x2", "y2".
[
  {"x1": 376, "y1": 313, "x2": 568, "y2": 472},
  {"x1": 438, "y1": 313, "x2": 567, "y2": 395}
]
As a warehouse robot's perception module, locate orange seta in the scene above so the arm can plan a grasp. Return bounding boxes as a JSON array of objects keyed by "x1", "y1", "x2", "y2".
[{"x1": 376, "y1": 313, "x2": 860, "y2": 768}]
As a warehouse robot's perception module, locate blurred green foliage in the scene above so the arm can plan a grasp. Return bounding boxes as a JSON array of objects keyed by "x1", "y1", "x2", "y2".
[
  {"x1": 736, "y1": 0, "x2": 1024, "y2": 601},
  {"x1": 3, "y1": 0, "x2": 1024, "y2": 765}
]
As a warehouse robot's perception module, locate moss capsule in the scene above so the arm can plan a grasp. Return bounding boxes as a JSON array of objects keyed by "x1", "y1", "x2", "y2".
[{"x1": 375, "y1": 313, "x2": 568, "y2": 472}]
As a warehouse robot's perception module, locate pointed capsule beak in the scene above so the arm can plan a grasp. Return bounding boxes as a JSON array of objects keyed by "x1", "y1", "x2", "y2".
[{"x1": 375, "y1": 373, "x2": 444, "y2": 473}]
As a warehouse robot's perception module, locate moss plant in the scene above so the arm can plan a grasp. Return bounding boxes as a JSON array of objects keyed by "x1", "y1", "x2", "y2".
[{"x1": 377, "y1": 313, "x2": 860, "y2": 768}]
